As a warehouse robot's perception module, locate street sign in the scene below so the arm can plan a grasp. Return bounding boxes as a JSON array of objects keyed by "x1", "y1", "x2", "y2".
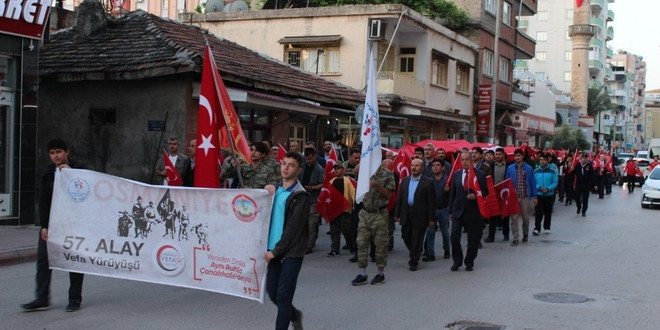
[{"x1": 148, "y1": 120, "x2": 166, "y2": 131}]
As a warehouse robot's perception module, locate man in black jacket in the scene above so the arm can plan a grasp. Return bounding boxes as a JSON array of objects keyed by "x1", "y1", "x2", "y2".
[
  {"x1": 22, "y1": 139, "x2": 86, "y2": 312},
  {"x1": 265, "y1": 151, "x2": 310, "y2": 330},
  {"x1": 574, "y1": 153, "x2": 596, "y2": 217}
]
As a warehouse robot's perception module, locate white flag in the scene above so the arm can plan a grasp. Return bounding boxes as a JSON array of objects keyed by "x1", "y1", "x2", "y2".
[{"x1": 356, "y1": 48, "x2": 382, "y2": 203}]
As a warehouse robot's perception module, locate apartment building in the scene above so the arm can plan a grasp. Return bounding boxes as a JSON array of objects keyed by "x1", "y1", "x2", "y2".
[{"x1": 608, "y1": 52, "x2": 646, "y2": 151}]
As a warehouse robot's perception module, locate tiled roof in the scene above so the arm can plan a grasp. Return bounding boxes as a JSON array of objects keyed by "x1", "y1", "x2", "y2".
[{"x1": 40, "y1": 10, "x2": 371, "y2": 109}]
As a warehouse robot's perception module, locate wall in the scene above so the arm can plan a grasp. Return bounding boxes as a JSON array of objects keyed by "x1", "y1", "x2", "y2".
[{"x1": 38, "y1": 76, "x2": 193, "y2": 184}]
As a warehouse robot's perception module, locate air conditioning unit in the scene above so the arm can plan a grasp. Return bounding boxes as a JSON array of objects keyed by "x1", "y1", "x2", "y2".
[{"x1": 369, "y1": 19, "x2": 385, "y2": 39}]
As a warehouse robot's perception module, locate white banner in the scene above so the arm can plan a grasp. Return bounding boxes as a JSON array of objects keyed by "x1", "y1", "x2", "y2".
[{"x1": 47, "y1": 169, "x2": 272, "y2": 303}]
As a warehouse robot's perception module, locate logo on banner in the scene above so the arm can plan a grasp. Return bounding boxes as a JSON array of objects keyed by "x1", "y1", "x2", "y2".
[
  {"x1": 154, "y1": 243, "x2": 185, "y2": 276},
  {"x1": 67, "y1": 177, "x2": 91, "y2": 202},
  {"x1": 232, "y1": 194, "x2": 257, "y2": 222}
]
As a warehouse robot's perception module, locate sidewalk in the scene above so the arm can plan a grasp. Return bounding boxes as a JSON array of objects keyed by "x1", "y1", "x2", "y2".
[{"x1": 0, "y1": 225, "x2": 40, "y2": 266}]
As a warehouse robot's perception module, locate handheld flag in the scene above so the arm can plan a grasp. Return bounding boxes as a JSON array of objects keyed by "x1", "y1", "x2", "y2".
[
  {"x1": 277, "y1": 144, "x2": 287, "y2": 164},
  {"x1": 195, "y1": 45, "x2": 223, "y2": 188},
  {"x1": 356, "y1": 48, "x2": 382, "y2": 203},
  {"x1": 316, "y1": 181, "x2": 350, "y2": 223},
  {"x1": 162, "y1": 150, "x2": 183, "y2": 186},
  {"x1": 494, "y1": 178, "x2": 521, "y2": 218},
  {"x1": 324, "y1": 148, "x2": 338, "y2": 182}
]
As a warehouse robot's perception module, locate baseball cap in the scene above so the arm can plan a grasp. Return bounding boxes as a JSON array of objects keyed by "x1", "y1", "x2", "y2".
[{"x1": 334, "y1": 161, "x2": 346, "y2": 169}]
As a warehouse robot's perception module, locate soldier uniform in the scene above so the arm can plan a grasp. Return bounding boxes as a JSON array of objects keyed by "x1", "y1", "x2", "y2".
[
  {"x1": 224, "y1": 161, "x2": 281, "y2": 189},
  {"x1": 356, "y1": 166, "x2": 396, "y2": 271}
]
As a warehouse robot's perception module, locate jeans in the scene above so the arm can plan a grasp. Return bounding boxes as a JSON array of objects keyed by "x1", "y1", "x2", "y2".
[
  {"x1": 424, "y1": 207, "x2": 449, "y2": 256},
  {"x1": 266, "y1": 257, "x2": 303, "y2": 330},
  {"x1": 36, "y1": 231, "x2": 84, "y2": 305}
]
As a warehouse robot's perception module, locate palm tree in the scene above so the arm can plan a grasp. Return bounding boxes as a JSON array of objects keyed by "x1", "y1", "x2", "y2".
[{"x1": 587, "y1": 85, "x2": 613, "y2": 117}]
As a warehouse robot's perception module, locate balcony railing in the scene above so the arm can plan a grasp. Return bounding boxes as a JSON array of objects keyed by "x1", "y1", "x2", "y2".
[
  {"x1": 512, "y1": 89, "x2": 530, "y2": 107},
  {"x1": 376, "y1": 72, "x2": 425, "y2": 101},
  {"x1": 590, "y1": 16, "x2": 604, "y2": 28},
  {"x1": 607, "y1": 26, "x2": 613, "y2": 41},
  {"x1": 607, "y1": 9, "x2": 615, "y2": 21},
  {"x1": 607, "y1": 46, "x2": 614, "y2": 58},
  {"x1": 590, "y1": 0, "x2": 605, "y2": 10},
  {"x1": 515, "y1": 30, "x2": 535, "y2": 59},
  {"x1": 589, "y1": 38, "x2": 603, "y2": 48}
]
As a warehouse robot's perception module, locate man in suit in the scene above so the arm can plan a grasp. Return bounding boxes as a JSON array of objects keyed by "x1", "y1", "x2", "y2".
[
  {"x1": 395, "y1": 158, "x2": 436, "y2": 271},
  {"x1": 448, "y1": 152, "x2": 488, "y2": 272}
]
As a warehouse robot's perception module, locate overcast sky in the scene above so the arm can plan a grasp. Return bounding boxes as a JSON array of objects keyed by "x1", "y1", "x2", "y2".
[{"x1": 608, "y1": 0, "x2": 660, "y2": 90}]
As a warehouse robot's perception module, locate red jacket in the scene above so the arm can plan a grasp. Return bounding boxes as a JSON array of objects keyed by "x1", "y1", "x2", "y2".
[{"x1": 624, "y1": 160, "x2": 638, "y2": 176}]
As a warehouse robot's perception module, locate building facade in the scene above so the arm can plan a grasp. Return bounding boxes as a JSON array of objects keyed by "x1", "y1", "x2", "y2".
[
  {"x1": 185, "y1": 4, "x2": 479, "y2": 147},
  {"x1": 608, "y1": 51, "x2": 646, "y2": 152}
]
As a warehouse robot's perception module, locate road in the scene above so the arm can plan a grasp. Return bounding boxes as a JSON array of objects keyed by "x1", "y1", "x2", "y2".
[{"x1": 1, "y1": 184, "x2": 659, "y2": 329}]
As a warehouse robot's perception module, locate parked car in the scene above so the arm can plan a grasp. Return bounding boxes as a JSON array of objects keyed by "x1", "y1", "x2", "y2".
[{"x1": 641, "y1": 167, "x2": 660, "y2": 208}]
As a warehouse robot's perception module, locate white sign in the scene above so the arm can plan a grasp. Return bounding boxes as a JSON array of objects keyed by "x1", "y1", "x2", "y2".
[{"x1": 47, "y1": 169, "x2": 272, "y2": 303}]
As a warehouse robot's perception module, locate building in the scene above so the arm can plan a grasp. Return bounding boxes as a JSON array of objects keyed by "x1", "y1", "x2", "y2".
[
  {"x1": 39, "y1": 0, "x2": 370, "y2": 185},
  {"x1": 608, "y1": 51, "x2": 646, "y2": 152},
  {"x1": 0, "y1": 0, "x2": 53, "y2": 224},
  {"x1": 645, "y1": 89, "x2": 660, "y2": 141},
  {"x1": 451, "y1": 0, "x2": 537, "y2": 145},
  {"x1": 58, "y1": 0, "x2": 202, "y2": 19},
  {"x1": 185, "y1": 4, "x2": 479, "y2": 147}
]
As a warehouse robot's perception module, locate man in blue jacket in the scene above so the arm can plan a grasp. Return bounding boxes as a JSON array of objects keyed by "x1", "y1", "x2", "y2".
[
  {"x1": 505, "y1": 149, "x2": 537, "y2": 246},
  {"x1": 533, "y1": 153, "x2": 558, "y2": 235}
]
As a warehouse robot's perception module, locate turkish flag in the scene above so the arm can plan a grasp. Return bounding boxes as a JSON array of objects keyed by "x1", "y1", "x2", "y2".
[
  {"x1": 202, "y1": 45, "x2": 252, "y2": 164},
  {"x1": 568, "y1": 150, "x2": 580, "y2": 174},
  {"x1": 592, "y1": 157, "x2": 601, "y2": 170},
  {"x1": 445, "y1": 153, "x2": 463, "y2": 188},
  {"x1": 194, "y1": 45, "x2": 223, "y2": 188},
  {"x1": 316, "y1": 181, "x2": 350, "y2": 223},
  {"x1": 162, "y1": 149, "x2": 183, "y2": 186},
  {"x1": 393, "y1": 150, "x2": 411, "y2": 183},
  {"x1": 277, "y1": 144, "x2": 287, "y2": 164},
  {"x1": 494, "y1": 179, "x2": 521, "y2": 218},
  {"x1": 605, "y1": 156, "x2": 613, "y2": 173},
  {"x1": 324, "y1": 148, "x2": 338, "y2": 182},
  {"x1": 483, "y1": 176, "x2": 500, "y2": 217},
  {"x1": 469, "y1": 167, "x2": 490, "y2": 218}
]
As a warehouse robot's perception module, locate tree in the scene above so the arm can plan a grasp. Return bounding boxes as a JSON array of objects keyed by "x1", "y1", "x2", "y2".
[
  {"x1": 549, "y1": 125, "x2": 590, "y2": 151},
  {"x1": 587, "y1": 86, "x2": 613, "y2": 117},
  {"x1": 307, "y1": 0, "x2": 471, "y2": 30}
]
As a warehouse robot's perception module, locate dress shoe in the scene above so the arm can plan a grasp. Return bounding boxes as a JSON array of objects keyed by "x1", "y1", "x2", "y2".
[
  {"x1": 422, "y1": 255, "x2": 435, "y2": 262},
  {"x1": 522, "y1": 235, "x2": 528, "y2": 242},
  {"x1": 503, "y1": 235, "x2": 509, "y2": 241},
  {"x1": 510, "y1": 240, "x2": 519, "y2": 246},
  {"x1": 576, "y1": 207, "x2": 581, "y2": 214},
  {"x1": 21, "y1": 300, "x2": 50, "y2": 312},
  {"x1": 465, "y1": 266, "x2": 474, "y2": 272},
  {"x1": 409, "y1": 265, "x2": 418, "y2": 271},
  {"x1": 484, "y1": 236, "x2": 494, "y2": 243},
  {"x1": 450, "y1": 264, "x2": 461, "y2": 271},
  {"x1": 582, "y1": 212, "x2": 586, "y2": 217},
  {"x1": 66, "y1": 303, "x2": 81, "y2": 312}
]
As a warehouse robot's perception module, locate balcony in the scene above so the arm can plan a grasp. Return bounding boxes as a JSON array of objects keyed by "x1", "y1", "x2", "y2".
[
  {"x1": 607, "y1": 46, "x2": 614, "y2": 58},
  {"x1": 515, "y1": 30, "x2": 536, "y2": 59},
  {"x1": 589, "y1": 60, "x2": 604, "y2": 73},
  {"x1": 376, "y1": 72, "x2": 425, "y2": 101},
  {"x1": 590, "y1": 16, "x2": 604, "y2": 28},
  {"x1": 518, "y1": 19, "x2": 529, "y2": 29},
  {"x1": 607, "y1": 9, "x2": 615, "y2": 21},
  {"x1": 589, "y1": 38, "x2": 603, "y2": 48},
  {"x1": 512, "y1": 89, "x2": 530, "y2": 107},
  {"x1": 590, "y1": 0, "x2": 605, "y2": 11},
  {"x1": 520, "y1": 0, "x2": 538, "y2": 16},
  {"x1": 607, "y1": 26, "x2": 613, "y2": 41}
]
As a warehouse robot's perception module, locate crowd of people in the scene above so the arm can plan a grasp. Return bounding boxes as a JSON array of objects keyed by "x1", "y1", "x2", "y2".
[{"x1": 25, "y1": 136, "x2": 644, "y2": 330}]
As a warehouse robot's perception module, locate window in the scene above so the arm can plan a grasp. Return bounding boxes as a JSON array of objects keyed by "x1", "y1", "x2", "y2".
[
  {"x1": 537, "y1": 11, "x2": 548, "y2": 21},
  {"x1": 535, "y1": 72, "x2": 546, "y2": 81},
  {"x1": 399, "y1": 47, "x2": 416, "y2": 73},
  {"x1": 499, "y1": 57, "x2": 510, "y2": 82},
  {"x1": 535, "y1": 51, "x2": 547, "y2": 61},
  {"x1": 285, "y1": 45, "x2": 340, "y2": 74},
  {"x1": 483, "y1": 49, "x2": 494, "y2": 77},
  {"x1": 289, "y1": 124, "x2": 307, "y2": 151},
  {"x1": 566, "y1": 9, "x2": 574, "y2": 19},
  {"x1": 536, "y1": 31, "x2": 547, "y2": 41},
  {"x1": 377, "y1": 42, "x2": 395, "y2": 74},
  {"x1": 456, "y1": 63, "x2": 470, "y2": 93},
  {"x1": 431, "y1": 52, "x2": 449, "y2": 87},
  {"x1": 564, "y1": 71, "x2": 572, "y2": 81},
  {"x1": 502, "y1": 1, "x2": 512, "y2": 26},
  {"x1": 485, "y1": 0, "x2": 495, "y2": 14},
  {"x1": 565, "y1": 51, "x2": 572, "y2": 61}
]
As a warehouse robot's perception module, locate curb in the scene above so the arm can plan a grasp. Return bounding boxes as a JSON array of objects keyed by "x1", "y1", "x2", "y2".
[{"x1": 0, "y1": 247, "x2": 38, "y2": 267}]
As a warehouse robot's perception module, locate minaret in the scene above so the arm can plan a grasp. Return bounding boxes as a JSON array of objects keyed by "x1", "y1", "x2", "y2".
[{"x1": 568, "y1": 0, "x2": 594, "y2": 116}]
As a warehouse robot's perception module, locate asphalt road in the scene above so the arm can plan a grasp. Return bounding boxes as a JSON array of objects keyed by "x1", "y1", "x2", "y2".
[{"x1": 2, "y1": 184, "x2": 659, "y2": 330}]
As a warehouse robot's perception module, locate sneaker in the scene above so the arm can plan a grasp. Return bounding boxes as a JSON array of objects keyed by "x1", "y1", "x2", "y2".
[
  {"x1": 292, "y1": 309, "x2": 303, "y2": 330},
  {"x1": 576, "y1": 207, "x2": 581, "y2": 214},
  {"x1": 484, "y1": 236, "x2": 495, "y2": 243},
  {"x1": 544, "y1": 229, "x2": 551, "y2": 234},
  {"x1": 65, "y1": 303, "x2": 81, "y2": 312},
  {"x1": 327, "y1": 251, "x2": 340, "y2": 257},
  {"x1": 21, "y1": 300, "x2": 50, "y2": 312},
  {"x1": 370, "y1": 274, "x2": 385, "y2": 285},
  {"x1": 582, "y1": 212, "x2": 586, "y2": 217},
  {"x1": 351, "y1": 274, "x2": 368, "y2": 286},
  {"x1": 422, "y1": 255, "x2": 435, "y2": 262},
  {"x1": 533, "y1": 229, "x2": 540, "y2": 236},
  {"x1": 522, "y1": 235, "x2": 528, "y2": 242},
  {"x1": 510, "y1": 240, "x2": 519, "y2": 246}
]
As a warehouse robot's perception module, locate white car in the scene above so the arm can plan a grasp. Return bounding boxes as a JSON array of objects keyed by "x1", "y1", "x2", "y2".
[{"x1": 641, "y1": 167, "x2": 660, "y2": 209}]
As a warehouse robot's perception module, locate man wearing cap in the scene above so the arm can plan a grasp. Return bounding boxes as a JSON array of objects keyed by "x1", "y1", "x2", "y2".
[{"x1": 327, "y1": 161, "x2": 355, "y2": 256}]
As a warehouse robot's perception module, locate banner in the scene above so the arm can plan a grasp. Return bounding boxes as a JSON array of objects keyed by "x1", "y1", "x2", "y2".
[
  {"x1": 47, "y1": 169, "x2": 273, "y2": 303},
  {"x1": 476, "y1": 85, "x2": 491, "y2": 137},
  {"x1": 0, "y1": 0, "x2": 52, "y2": 39}
]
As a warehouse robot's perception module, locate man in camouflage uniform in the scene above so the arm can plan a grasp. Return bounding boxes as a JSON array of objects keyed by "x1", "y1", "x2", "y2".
[
  {"x1": 223, "y1": 141, "x2": 281, "y2": 188},
  {"x1": 351, "y1": 165, "x2": 395, "y2": 286}
]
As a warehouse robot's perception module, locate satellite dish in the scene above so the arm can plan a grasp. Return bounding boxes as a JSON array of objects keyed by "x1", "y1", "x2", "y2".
[
  {"x1": 224, "y1": 0, "x2": 248, "y2": 12},
  {"x1": 205, "y1": 0, "x2": 224, "y2": 12}
]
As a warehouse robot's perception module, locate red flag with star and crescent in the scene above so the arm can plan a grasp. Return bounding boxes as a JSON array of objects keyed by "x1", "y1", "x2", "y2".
[
  {"x1": 316, "y1": 181, "x2": 350, "y2": 223},
  {"x1": 494, "y1": 178, "x2": 521, "y2": 218},
  {"x1": 393, "y1": 150, "x2": 411, "y2": 183},
  {"x1": 277, "y1": 144, "x2": 287, "y2": 164},
  {"x1": 194, "y1": 45, "x2": 223, "y2": 188},
  {"x1": 163, "y1": 149, "x2": 183, "y2": 186},
  {"x1": 324, "y1": 148, "x2": 338, "y2": 182},
  {"x1": 468, "y1": 167, "x2": 491, "y2": 218}
]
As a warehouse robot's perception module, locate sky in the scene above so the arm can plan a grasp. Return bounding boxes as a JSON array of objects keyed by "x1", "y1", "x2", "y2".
[{"x1": 608, "y1": 0, "x2": 660, "y2": 90}]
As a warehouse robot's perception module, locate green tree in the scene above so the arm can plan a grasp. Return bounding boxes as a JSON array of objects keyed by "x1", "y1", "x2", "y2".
[
  {"x1": 549, "y1": 124, "x2": 590, "y2": 151},
  {"x1": 307, "y1": 0, "x2": 471, "y2": 30},
  {"x1": 587, "y1": 86, "x2": 613, "y2": 117}
]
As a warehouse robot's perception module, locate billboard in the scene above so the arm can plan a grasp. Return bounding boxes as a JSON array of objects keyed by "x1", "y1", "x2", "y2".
[{"x1": 0, "y1": 0, "x2": 53, "y2": 39}]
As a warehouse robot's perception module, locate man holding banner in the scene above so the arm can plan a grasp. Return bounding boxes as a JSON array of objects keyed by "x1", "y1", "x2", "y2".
[
  {"x1": 264, "y1": 151, "x2": 309, "y2": 330},
  {"x1": 22, "y1": 139, "x2": 86, "y2": 313}
]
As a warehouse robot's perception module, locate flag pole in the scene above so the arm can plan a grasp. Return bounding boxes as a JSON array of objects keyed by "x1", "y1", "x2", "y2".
[{"x1": 204, "y1": 36, "x2": 244, "y2": 187}]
